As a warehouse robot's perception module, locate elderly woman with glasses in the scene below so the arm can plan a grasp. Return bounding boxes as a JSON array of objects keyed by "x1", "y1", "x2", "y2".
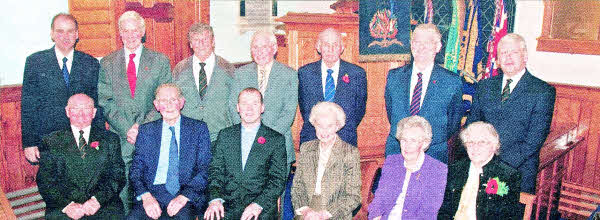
[
  {"x1": 368, "y1": 116, "x2": 448, "y2": 219},
  {"x1": 438, "y1": 122, "x2": 522, "y2": 219},
  {"x1": 291, "y1": 102, "x2": 361, "y2": 220}
]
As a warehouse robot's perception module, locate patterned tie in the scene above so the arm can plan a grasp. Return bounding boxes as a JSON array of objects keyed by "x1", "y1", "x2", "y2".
[
  {"x1": 258, "y1": 69, "x2": 267, "y2": 93},
  {"x1": 126, "y1": 53, "x2": 137, "y2": 98},
  {"x1": 78, "y1": 130, "x2": 86, "y2": 158},
  {"x1": 198, "y1": 62, "x2": 207, "y2": 98},
  {"x1": 166, "y1": 126, "x2": 180, "y2": 195},
  {"x1": 501, "y1": 79, "x2": 513, "y2": 103},
  {"x1": 409, "y1": 73, "x2": 423, "y2": 116},
  {"x1": 62, "y1": 57, "x2": 70, "y2": 88},
  {"x1": 324, "y1": 69, "x2": 335, "y2": 102}
]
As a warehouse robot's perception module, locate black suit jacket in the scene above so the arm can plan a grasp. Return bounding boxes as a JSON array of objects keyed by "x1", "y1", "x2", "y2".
[
  {"x1": 208, "y1": 123, "x2": 287, "y2": 219},
  {"x1": 298, "y1": 59, "x2": 367, "y2": 146},
  {"x1": 438, "y1": 158, "x2": 522, "y2": 219},
  {"x1": 21, "y1": 47, "x2": 103, "y2": 149},
  {"x1": 36, "y1": 126, "x2": 124, "y2": 216},
  {"x1": 466, "y1": 70, "x2": 555, "y2": 193}
]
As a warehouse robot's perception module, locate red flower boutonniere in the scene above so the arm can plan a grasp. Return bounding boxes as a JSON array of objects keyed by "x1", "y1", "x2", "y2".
[
  {"x1": 485, "y1": 177, "x2": 509, "y2": 196},
  {"x1": 342, "y1": 74, "x2": 350, "y2": 84},
  {"x1": 257, "y1": 136, "x2": 266, "y2": 144},
  {"x1": 432, "y1": 80, "x2": 437, "y2": 84},
  {"x1": 90, "y1": 141, "x2": 100, "y2": 150},
  {"x1": 144, "y1": 66, "x2": 149, "y2": 71}
]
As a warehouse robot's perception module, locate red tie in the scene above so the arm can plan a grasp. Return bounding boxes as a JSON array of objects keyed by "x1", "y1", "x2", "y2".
[{"x1": 127, "y1": 53, "x2": 137, "y2": 98}]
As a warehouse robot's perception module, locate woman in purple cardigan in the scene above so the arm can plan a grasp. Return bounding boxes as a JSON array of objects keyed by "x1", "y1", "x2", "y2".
[{"x1": 368, "y1": 116, "x2": 448, "y2": 219}]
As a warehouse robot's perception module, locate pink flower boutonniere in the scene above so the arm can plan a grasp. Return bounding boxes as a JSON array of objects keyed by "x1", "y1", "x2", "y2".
[
  {"x1": 342, "y1": 74, "x2": 350, "y2": 84},
  {"x1": 432, "y1": 80, "x2": 437, "y2": 84},
  {"x1": 257, "y1": 136, "x2": 266, "y2": 144},
  {"x1": 90, "y1": 141, "x2": 100, "y2": 150},
  {"x1": 485, "y1": 177, "x2": 509, "y2": 196}
]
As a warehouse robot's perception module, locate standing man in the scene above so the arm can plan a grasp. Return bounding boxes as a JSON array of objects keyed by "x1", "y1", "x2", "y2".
[
  {"x1": 206, "y1": 88, "x2": 287, "y2": 220},
  {"x1": 98, "y1": 11, "x2": 172, "y2": 212},
  {"x1": 467, "y1": 33, "x2": 556, "y2": 194},
  {"x1": 385, "y1": 23, "x2": 463, "y2": 163},
  {"x1": 229, "y1": 31, "x2": 298, "y2": 171},
  {"x1": 37, "y1": 94, "x2": 124, "y2": 219},
  {"x1": 129, "y1": 84, "x2": 212, "y2": 219},
  {"x1": 298, "y1": 28, "x2": 367, "y2": 147},
  {"x1": 21, "y1": 13, "x2": 102, "y2": 164},
  {"x1": 173, "y1": 23, "x2": 236, "y2": 142}
]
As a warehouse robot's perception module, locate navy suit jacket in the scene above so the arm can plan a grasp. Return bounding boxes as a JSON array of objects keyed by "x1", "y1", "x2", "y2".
[
  {"x1": 130, "y1": 116, "x2": 212, "y2": 207},
  {"x1": 21, "y1": 46, "x2": 103, "y2": 149},
  {"x1": 384, "y1": 64, "x2": 463, "y2": 162},
  {"x1": 466, "y1": 70, "x2": 555, "y2": 193},
  {"x1": 298, "y1": 59, "x2": 367, "y2": 146}
]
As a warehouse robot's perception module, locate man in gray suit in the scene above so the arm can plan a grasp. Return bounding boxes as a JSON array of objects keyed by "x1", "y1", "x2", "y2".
[
  {"x1": 97, "y1": 10, "x2": 172, "y2": 213},
  {"x1": 173, "y1": 23, "x2": 235, "y2": 142},
  {"x1": 229, "y1": 31, "x2": 298, "y2": 171}
]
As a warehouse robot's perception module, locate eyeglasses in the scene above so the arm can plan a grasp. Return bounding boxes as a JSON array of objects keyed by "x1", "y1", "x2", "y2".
[
  {"x1": 157, "y1": 98, "x2": 179, "y2": 105},
  {"x1": 464, "y1": 140, "x2": 495, "y2": 146}
]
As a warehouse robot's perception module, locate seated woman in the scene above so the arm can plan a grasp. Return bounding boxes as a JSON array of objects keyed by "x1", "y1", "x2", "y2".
[
  {"x1": 291, "y1": 102, "x2": 361, "y2": 219},
  {"x1": 368, "y1": 116, "x2": 448, "y2": 219},
  {"x1": 438, "y1": 122, "x2": 522, "y2": 219}
]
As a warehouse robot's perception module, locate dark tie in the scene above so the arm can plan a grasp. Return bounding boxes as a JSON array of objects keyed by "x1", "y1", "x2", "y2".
[
  {"x1": 166, "y1": 126, "x2": 180, "y2": 195},
  {"x1": 78, "y1": 130, "x2": 86, "y2": 158},
  {"x1": 198, "y1": 62, "x2": 207, "y2": 98},
  {"x1": 409, "y1": 73, "x2": 423, "y2": 116},
  {"x1": 501, "y1": 79, "x2": 513, "y2": 103},
  {"x1": 324, "y1": 69, "x2": 335, "y2": 102},
  {"x1": 62, "y1": 57, "x2": 70, "y2": 88},
  {"x1": 127, "y1": 53, "x2": 137, "y2": 98},
  {"x1": 258, "y1": 69, "x2": 266, "y2": 93}
]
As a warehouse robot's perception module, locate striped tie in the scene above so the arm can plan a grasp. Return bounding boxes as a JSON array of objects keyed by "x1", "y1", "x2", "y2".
[
  {"x1": 324, "y1": 69, "x2": 335, "y2": 101},
  {"x1": 409, "y1": 73, "x2": 423, "y2": 116},
  {"x1": 501, "y1": 79, "x2": 512, "y2": 103},
  {"x1": 198, "y1": 62, "x2": 207, "y2": 98}
]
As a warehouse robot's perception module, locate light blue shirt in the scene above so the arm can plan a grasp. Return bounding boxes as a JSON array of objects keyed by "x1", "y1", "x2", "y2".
[
  {"x1": 153, "y1": 117, "x2": 181, "y2": 185},
  {"x1": 241, "y1": 124, "x2": 260, "y2": 171}
]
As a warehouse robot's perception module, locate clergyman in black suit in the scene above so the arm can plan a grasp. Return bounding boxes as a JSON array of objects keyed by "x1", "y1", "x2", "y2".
[
  {"x1": 21, "y1": 13, "x2": 102, "y2": 164},
  {"x1": 466, "y1": 33, "x2": 556, "y2": 194}
]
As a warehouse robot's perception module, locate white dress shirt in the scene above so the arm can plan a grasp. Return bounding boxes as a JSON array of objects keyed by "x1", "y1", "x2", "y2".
[
  {"x1": 193, "y1": 53, "x2": 216, "y2": 91},
  {"x1": 71, "y1": 125, "x2": 91, "y2": 146},
  {"x1": 124, "y1": 46, "x2": 143, "y2": 76},
  {"x1": 55, "y1": 47, "x2": 74, "y2": 73},
  {"x1": 320, "y1": 60, "x2": 340, "y2": 95},
  {"x1": 410, "y1": 63, "x2": 434, "y2": 108},
  {"x1": 501, "y1": 69, "x2": 526, "y2": 94}
]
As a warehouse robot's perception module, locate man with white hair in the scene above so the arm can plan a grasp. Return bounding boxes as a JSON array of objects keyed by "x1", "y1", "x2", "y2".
[
  {"x1": 467, "y1": 33, "x2": 556, "y2": 194},
  {"x1": 98, "y1": 10, "x2": 172, "y2": 212}
]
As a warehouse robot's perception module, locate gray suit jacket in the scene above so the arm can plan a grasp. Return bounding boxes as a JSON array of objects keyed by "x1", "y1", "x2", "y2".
[
  {"x1": 229, "y1": 60, "x2": 299, "y2": 165},
  {"x1": 291, "y1": 137, "x2": 362, "y2": 219},
  {"x1": 97, "y1": 47, "x2": 172, "y2": 159},
  {"x1": 173, "y1": 55, "x2": 235, "y2": 141}
]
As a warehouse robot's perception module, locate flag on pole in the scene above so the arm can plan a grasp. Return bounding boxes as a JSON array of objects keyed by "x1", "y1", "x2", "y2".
[{"x1": 483, "y1": 0, "x2": 509, "y2": 79}]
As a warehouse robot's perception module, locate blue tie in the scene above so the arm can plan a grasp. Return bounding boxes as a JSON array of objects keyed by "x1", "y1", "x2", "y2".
[
  {"x1": 324, "y1": 69, "x2": 335, "y2": 101},
  {"x1": 62, "y1": 57, "x2": 70, "y2": 88},
  {"x1": 166, "y1": 126, "x2": 180, "y2": 195}
]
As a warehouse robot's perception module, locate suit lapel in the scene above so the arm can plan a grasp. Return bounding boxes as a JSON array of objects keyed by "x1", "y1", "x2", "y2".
[
  {"x1": 489, "y1": 76, "x2": 503, "y2": 106},
  {"x1": 135, "y1": 47, "x2": 153, "y2": 98},
  {"x1": 314, "y1": 60, "x2": 325, "y2": 100},
  {"x1": 83, "y1": 127, "x2": 104, "y2": 190},
  {"x1": 506, "y1": 71, "x2": 531, "y2": 105},
  {"x1": 334, "y1": 61, "x2": 348, "y2": 102},
  {"x1": 420, "y1": 66, "x2": 441, "y2": 114},
  {"x1": 243, "y1": 125, "x2": 266, "y2": 174},
  {"x1": 305, "y1": 142, "x2": 319, "y2": 198},
  {"x1": 182, "y1": 58, "x2": 202, "y2": 105},
  {"x1": 400, "y1": 65, "x2": 413, "y2": 114},
  {"x1": 229, "y1": 124, "x2": 244, "y2": 177},
  {"x1": 49, "y1": 47, "x2": 70, "y2": 92}
]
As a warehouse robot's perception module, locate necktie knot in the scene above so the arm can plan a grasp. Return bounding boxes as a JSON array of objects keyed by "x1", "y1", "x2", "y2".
[
  {"x1": 79, "y1": 130, "x2": 84, "y2": 135},
  {"x1": 169, "y1": 126, "x2": 175, "y2": 135},
  {"x1": 506, "y1": 78, "x2": 513, "y2": 85},
  {"x1": 199, "y1": 62, "x2": 206, "y2": 68},
  {"x1": 62, "y1": 57, "x2": 68, "y2": 64},
  {"x1": 129, "y1": 53, "x2": 136, "y2": 60},
  {"x1": 327, "y1": 69, "x2": 333, "y2": 75},
  {"x1": 417, "y1": 72, "x2": 423, "y2": 78}
]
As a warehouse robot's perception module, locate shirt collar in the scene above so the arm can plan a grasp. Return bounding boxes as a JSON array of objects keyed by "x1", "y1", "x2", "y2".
[
  {"x1": 125, "y1": 46, "x2": 143, "y2": 58},
  {"x1": 55, "y1": 46, "x2": 74, "y2": 63},
  {"x1": 412, "y1": 63, "x2": 434, "y2": 77},
  {"x1": 242, "y1": 123, "x2": 261, "y2": 133},
  {"x1": 321, "y1": 59, "x2": 340, "y2": 75},
  {"x1": 71, "y1": 125, "x2": 91, "y2": 141},
  {"x1": 194, "y1": 52, "x2": 215, "y2": 65},
  {"x1": 503, "y1": 68, "x2": 526, "y2": 84},
  {"x1": 162, "y1": 116, "x2": 182, "y2": 129}
]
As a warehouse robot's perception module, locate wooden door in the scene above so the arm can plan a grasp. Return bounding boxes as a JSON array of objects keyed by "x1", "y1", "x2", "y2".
[{"x1": 70, "y1": 0, "x2": 209, "y2": 67}]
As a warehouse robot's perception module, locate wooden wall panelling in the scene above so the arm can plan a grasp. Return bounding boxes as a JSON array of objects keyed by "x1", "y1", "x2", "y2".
[{"x1": 69, "y1": 0, "x2": 118, "y2": 57}]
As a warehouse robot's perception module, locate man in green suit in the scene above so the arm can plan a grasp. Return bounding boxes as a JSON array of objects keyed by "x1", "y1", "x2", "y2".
[
  {"x1": 173, "y1": 23, "x2": 236, "y2": 142},
  {"x1": 97, "y1": 11, "x2": 172, "y2": 212},
  {"x1": 37, "y1": 94, "x2": 125, "y2": 219},
  {"x1": 206, "y1": 88, "x2": 287, "y2": 220},
  {"x1": 229, "y1": 31, "x2": 298, "y2": 173}
]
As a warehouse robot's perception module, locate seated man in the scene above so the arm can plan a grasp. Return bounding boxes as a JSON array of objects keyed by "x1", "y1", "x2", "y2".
[
  {"x1": 37, "y1": 93, "x2": 125, "y2": 219},
  {"x1": 205, "y1": 88, "x2": 287, "y2": 220},
  {"x1": 129, "y1": 83, "x2": 212, "y2": 219}
]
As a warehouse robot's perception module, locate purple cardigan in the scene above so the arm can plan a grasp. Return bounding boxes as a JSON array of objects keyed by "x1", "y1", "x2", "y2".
[{"x1": 368, "y1": 154, "x2": 447, "y2": 219}]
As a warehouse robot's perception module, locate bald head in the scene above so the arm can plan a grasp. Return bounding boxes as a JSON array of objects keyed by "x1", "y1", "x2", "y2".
[{"x1": 66, "y1": 94, "x2": 97, "y2": 129}]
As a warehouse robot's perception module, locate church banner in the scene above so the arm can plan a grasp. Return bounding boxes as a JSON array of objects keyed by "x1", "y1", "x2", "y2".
[{"x1": 359, "y1": 0, "x2": 412, "y2": 62}]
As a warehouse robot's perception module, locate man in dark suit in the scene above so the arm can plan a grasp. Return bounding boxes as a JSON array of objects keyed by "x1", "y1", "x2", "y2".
[
  {"x1": 205, "y1": 88, "x2": 287, "y2": 220},
  {"x1": 21, "y1": 13, "x2": 102, "y2": 164},
  {"x1": 37, "y1": 94, "x2": 124, "y2": 219},
  {"x1": 298, "y1": 28, "x2": 367, "y2": 147},
  {"x1": 129, "y1": 83, "x2": 211, "y2": 219},
  {"x1": 466, "y1": 33, "x2": 556, "y2": 194},
  {"x1": 385, "y1": 24, "x2": 463, "y2": 163},
  {"x1": 98, "y1": 11, "x2": 172, "y2": 211},
  {"x1": 173, "y1": 23, "x2": 236, "y2": 142}
]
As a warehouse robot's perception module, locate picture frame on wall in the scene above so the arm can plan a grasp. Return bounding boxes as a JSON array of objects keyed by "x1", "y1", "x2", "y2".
[{"x1": 359, "y1": 0, "x2": 412, "y2": 62}]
